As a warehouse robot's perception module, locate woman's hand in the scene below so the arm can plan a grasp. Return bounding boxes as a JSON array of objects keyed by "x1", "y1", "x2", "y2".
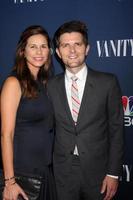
[{"x1": 3, "y1": 182, "x2": 28, "y2": 200}]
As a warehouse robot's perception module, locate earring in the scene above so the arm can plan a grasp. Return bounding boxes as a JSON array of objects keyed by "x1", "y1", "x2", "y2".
[{"x1": 50, "y1": 48, "x2": 53, "y2": 55}]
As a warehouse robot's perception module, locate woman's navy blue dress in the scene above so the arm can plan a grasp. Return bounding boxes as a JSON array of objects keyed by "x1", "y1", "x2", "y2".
[{"x1": 13, "y1": 76, "x2": 56, "y2": 199}]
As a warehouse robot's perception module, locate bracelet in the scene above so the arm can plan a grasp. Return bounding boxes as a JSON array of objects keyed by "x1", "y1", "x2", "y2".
[
  {"x1": 4, "y1": 176, "x2": 15, "y2": 182},
  {"x1": 5, "y1": 181, "x2": 16, "y2": 187}
]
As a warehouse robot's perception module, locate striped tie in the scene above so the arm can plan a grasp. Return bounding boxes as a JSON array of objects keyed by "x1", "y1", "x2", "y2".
[
  {"x1": 71, "y1": 76, "x2": 80, "y2": 155},
  {"x1": 71, "y1": 76, "x2": 80, "y2": 124}
]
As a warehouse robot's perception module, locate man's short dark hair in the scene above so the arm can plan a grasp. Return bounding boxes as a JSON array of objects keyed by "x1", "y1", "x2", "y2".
[{"x1": 53, "y1": 20, "x2": 88, "y2": 48}]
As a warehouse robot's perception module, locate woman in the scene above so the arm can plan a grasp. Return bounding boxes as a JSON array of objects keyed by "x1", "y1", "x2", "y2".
[{"x1": 0, "y1": 25, "x2": 56, "y2": 200}]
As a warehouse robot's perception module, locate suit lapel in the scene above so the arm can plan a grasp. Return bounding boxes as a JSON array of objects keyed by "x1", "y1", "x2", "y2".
[
  {"x1": 77, "y1": 67, "x2": 95, "y2": 126},
  {"x1": 58, "y1": 74, "x2": 75, "y2": 125}
]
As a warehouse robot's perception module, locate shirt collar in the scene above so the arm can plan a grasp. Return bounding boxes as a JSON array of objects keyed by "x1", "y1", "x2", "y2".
[{"x1": 65, "y1": 64, "x2": 87, "y2": 81}]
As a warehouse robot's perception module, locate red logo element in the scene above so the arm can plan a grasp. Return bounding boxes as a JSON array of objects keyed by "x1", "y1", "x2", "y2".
[{"x1": 122, "y1": 96, "x2": 133, "y2": 116}]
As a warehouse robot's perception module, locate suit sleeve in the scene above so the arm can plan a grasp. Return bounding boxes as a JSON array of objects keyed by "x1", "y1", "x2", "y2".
[{"x1": 107, "y1": 75, "x2": 124, "y2": 176}]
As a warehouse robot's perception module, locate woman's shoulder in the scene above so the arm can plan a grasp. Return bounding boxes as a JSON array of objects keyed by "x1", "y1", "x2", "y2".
[
  {"x1": 2, "y1": 75, "x2": 21, "y2": 93},
  {"x1": 3, "y1": 70, "x2": 19, "y2": 85},
  {"x1": 8, "y1": 70, "x2": 19, "y2": 79}
]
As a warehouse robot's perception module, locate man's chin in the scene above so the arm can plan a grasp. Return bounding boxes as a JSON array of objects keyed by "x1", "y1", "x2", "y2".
[
  {"x1": 67, "y1": 63, "x2": 83, "y2": 69},
  {"x1": 67, "y1": 63, "x2": 80, "y2": 68}
]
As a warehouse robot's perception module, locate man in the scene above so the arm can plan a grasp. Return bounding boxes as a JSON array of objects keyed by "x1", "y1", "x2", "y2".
[{"x1": 47, "y1": 20, "x2": 124, "y2": 200}]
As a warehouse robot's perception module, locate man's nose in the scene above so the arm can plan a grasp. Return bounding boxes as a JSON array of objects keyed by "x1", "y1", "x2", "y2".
[{"x1": 69, "y1": 45, "x2": 76, "y2": 52}]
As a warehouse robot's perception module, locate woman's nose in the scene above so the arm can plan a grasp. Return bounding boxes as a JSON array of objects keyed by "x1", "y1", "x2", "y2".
[{"x1": 36, "y1": 47, "x2": 42, "y2": 54}]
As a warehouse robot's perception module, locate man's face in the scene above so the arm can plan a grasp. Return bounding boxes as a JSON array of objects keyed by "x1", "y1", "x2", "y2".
[{"x1": 56, "y1": 32, "x2": 89, "y2": 72}]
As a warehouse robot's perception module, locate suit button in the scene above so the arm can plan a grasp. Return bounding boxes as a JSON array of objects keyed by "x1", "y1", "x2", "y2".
[
  {"x1": 49, "y1": 129, "x2": 53, "y2": 133},
  {"x1": 81, "y1": 152, "x2": 85, "y2": 154}
]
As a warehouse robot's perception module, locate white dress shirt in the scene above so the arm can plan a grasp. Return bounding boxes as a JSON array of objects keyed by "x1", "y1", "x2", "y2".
[
  {"x1": 65, "y1": 65, "x2": 87, "y2": 155},
  {"x1": 65, "y1": 65, "x2": 87, "y2": 115}
]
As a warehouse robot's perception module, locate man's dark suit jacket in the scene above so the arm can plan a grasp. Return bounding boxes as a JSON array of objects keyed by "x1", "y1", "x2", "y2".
[{"x1": 47, "y1": 67, "x2": 124, "y2": 187}]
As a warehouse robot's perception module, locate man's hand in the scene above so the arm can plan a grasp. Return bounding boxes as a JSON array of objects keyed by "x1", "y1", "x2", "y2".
[{"x1": 101, "y1": 175, "x2": 119, "y2": 200}]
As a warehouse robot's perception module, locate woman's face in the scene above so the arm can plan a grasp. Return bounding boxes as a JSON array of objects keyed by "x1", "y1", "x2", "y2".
[{"x1": 24, "y1": 34, "x2": 50, "y2": 75}]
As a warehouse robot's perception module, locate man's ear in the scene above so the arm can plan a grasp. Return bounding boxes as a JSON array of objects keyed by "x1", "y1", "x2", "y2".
[
  {"x1": 85, "y1": 44, "x2": 90, "y2": 56},
  {"x1": 56, "y1": 48, "x2": 61, "y2": 58}
]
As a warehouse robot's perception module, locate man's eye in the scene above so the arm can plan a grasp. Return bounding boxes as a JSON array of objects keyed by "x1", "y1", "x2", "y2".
[
  {"x1": 75, "y1": 43, "x2": 81, "y2": 46},
  {"x1": 60, "y1": 44, "x2": 68, "y2": 48}
]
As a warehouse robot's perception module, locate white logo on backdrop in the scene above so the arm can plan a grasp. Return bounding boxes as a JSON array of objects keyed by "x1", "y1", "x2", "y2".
[
  {"x1": 120, "y1": 165, "x2": 132, "y2": 182},
  {"x1": 96, "y1": 39, "x2": 133, "y2": 57},
  {"x1": 14, "y1": 0, "x2": 45, "y2": 4}
]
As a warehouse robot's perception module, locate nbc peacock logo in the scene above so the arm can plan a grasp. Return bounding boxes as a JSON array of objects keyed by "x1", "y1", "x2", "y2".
[{"x1": 122, "y1": 96, "x2": 133, "y2": 126}]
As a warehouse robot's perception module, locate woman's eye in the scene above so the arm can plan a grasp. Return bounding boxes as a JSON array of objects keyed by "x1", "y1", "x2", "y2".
[
  {"x1": 42, "y1": 45, "x2": 47, "y2": 48},
  {"x1": 30, "y1": 45, "x2": 35, "y2": 48}
]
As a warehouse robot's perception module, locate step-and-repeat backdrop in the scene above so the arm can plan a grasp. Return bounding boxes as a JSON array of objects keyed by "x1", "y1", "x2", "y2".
[{"x1": 0, "y1": 0, "x2": 133, "y2": 199}]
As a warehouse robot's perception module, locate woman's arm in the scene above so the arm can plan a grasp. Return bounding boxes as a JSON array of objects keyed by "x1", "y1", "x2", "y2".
[
  {"x1": 1, "y1": 76, "x2": 28, "y2": 200},
  {"x1": 1, "y1": 77, "x2": 21, "y2": 179}
]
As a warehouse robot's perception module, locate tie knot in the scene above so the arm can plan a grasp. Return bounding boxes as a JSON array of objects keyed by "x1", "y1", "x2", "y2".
[{"x1": 71, "y1": 76, "x2": 78, "y2": 82}]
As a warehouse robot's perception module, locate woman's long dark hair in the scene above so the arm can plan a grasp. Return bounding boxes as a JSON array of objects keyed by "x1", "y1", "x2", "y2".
[{"x1": 13, "y1": 25, "x2": 52, "y2": 98}]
